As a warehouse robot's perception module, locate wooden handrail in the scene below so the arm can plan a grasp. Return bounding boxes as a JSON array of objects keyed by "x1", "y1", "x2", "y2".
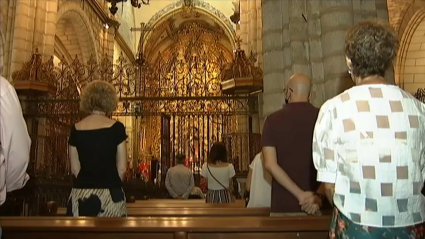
[
  {"x1": 1, "y1": 216, "x2": 331, "y2": 232},
  {"x1": 55, "y1": 207, "x2": 271, "y2": 217},
  {"x1": 126, "y1": 199, "x2": 246, "y2": 208}
]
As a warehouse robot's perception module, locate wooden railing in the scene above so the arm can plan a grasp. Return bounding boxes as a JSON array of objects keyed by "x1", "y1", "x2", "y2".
[
  {"x1": 54, "y1": 207, "x2": 270, "y2": 217},
  {"x1": 1, "y1": 216, "x2": 331, "y2": 239}
]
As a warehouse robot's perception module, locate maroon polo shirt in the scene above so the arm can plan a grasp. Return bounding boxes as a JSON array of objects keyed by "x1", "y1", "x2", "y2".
[{"x1": 262, "y1": 102, "x2": 320, "y2": 213}]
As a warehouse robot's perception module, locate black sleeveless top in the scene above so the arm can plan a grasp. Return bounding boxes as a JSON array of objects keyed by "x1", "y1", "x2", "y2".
[{"x1": 68, "y1": 121, "x2": 128, "y2": 189}]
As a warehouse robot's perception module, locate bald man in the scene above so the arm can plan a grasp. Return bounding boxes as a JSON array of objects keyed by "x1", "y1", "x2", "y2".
[{"x1": 262, "y1": 74, "x2": 324, "y2": 215}]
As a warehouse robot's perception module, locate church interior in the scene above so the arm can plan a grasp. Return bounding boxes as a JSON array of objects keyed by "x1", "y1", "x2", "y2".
[{"x1": 1, "y1": 0, "x2": 425, "y2": 238}]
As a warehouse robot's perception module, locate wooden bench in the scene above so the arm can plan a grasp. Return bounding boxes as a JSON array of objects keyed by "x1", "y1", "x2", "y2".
[
  {"x1": 1, "y1": 216, "x2": 331, "y2": 239},
  {"x1": 126, "y1": 199, "x2": 246, "y2": 208},
  {"x1": 55, "y1": 207, "x2": 271, "y2": 217}
]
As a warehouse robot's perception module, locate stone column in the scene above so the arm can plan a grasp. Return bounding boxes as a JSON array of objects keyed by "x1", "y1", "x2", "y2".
[
  {"x1": 261, "y1": 0, "x2": 393, "y2": 115},
  {"x1": 320, "y1": 1, "x2": 354, "y2": 100},
  {"x1": 105, "y1": 26, "x2": 116, "y2": 62},
  {"x1": 256, "y1": 0, "x2": 263, "y2": 66},
  {"x1": 307, "y1": 1, "x2": 325, "y2": 107},
  {"x1": 261, "y1": 0, "x2": 289, "y2": 116},
  {"x1": 8, "y1": 0, "x2": 57, "y2": 80},
  {"x1": 376, "y1": 0, "x2": 395, "y2": 85},
  {"x1": 239, "y1": 0, "x2": 248, "y2": 52},
  {"x1": 248, "y1": 0, "x2": 257, "y2": 53}
]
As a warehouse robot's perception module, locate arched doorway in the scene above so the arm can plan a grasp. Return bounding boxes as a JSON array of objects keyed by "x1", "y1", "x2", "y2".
[{"x1": 392, "y1": 4, "x2": 425, "y2": 94}]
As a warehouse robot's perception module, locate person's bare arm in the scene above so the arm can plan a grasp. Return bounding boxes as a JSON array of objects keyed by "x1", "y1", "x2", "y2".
[
  {"x1": 300, "y1": 183, "x2": 325, "y2": 214},
  {"x1": 316, "y1": 183, "x2": 325, "y2": 196},
  {"x1": 324, "y1": 183, "x2": 335, "y2": 206},
  {"x1": 116, "y1": 141, "x2": 127, "y2": 181},
  {"x1": 69, "y1": 146, "x2": 80, "y2": 177},
  {"x1": 263, "y1": 146, "x2": 312, "y2": 202},
  {"x1": 245, "y1": 168, "x2": 253, "y2": 192}
]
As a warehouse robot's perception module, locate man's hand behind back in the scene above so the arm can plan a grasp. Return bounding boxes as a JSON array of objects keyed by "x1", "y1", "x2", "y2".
[
  {"x1": 299, "y1": 194, "x2": 322, "y2": 215},
  {"x1": 297, "y1": 191, "x2": 313, "y2": 204}
]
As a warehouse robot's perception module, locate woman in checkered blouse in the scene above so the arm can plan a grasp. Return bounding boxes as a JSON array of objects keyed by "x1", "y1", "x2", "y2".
[{"x1": 313, "y1": 20, "x2": 425, "y2": 239}]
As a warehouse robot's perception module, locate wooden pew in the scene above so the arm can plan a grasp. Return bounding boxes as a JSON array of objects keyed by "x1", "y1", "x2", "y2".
[
  {"x1": 55, "y1": 207, "x2": 271, "y2": 217},
  {"x1": 1, "y1": 216, "x2": 331, "y2": 239},
  {"x1": 126, "y1": 199, "x2": 246, "y2": 208},
  {"x1": 55, "y1": 199, "x2": 246, "y2": 215}
]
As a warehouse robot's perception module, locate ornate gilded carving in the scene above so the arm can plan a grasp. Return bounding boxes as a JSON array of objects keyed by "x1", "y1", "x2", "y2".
[
  {"x1": 146, "y1": 0, "x2": 235, "y2": 35},
  {"x1": 12, "y1": 49, "x2": 57, "y2": 94},
  {"x1": 221, "y1": 36, "x2": 263, "y2": 95}
]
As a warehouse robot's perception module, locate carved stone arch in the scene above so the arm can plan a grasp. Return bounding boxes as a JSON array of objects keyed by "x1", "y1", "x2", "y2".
[
  {"x1": 394, "y1": 5, "x2": 425, "y2": 89},
  {"x1": 55, "y1": 2, "x2": 99, "y2": 65},
  {"x1": 54, "y1": 36, "x2": 73, "y2": 65},
  {"x1": 144, "y1": 0, "x2": 236, "y2": 52},
  {"x1": 0, "y1": 29, "x2": 4, "y2": 76}
]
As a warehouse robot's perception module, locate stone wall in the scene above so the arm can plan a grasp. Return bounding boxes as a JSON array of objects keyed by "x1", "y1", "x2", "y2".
[
  {"x1": 239, "y1": 0, "x2": 263, "y2": 133},
  {"x1": 115, "y1": 0, "x2": 136, "y2": 53},
  {"x1": 113, "y1": 41, "x2": 131, "y2": 64},
  {"x1": 0, "y1": 0, "x2": 135, "y2": 80},
  {"x1": 261, "y1": 0, "x2": 393, "y2": 117},
  {"x1": 403, "y1": 20, "x2": 425, "y2": 93},
  {"x1": 1, "y1": 0, "x2": 57, "y2": 79}
]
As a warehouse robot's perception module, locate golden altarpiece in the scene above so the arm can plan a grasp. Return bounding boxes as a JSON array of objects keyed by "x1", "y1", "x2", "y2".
[{"x1": 5, "y1": 10, "x2": 262, "y2": 216}]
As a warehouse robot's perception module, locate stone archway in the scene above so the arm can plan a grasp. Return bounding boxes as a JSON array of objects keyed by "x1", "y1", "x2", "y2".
[
  {"x1": 145, "y1": 0, "x2": 236, "y2": 52},
  {"x1": 0, "y1": 29, "x2": 4, "y2": 76},
  {"x1": 394, "y1": 5, "x2": 425, "y2": 93},
  {"x1": 55, "y1": 3, "x2": 99, "y2": 65},
  {"x1": 142, "y1": 9, "x2": 235, "y2": 65}
]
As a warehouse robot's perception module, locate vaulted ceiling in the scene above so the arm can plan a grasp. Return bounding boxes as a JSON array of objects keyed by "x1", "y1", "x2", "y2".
[{"x1": 142, "y1": 9, "x2": 234, "y2": 63}]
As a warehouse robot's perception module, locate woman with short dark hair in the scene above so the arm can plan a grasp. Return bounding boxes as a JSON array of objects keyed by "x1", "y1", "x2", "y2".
[
  {"x1": 67, "y1": 80, "x2": 127, "y2": 217},
  {"x1": 313, "y1": 20, "x2": 425, "y2": 238},
  {"x1": 200, "y1": 142, "x2": 236, "y2": 203}
]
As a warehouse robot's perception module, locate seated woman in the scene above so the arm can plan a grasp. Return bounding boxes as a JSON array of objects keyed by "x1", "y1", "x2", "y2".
[
  {"x1": 189, "y1": 186, "x2": 205, "y2": 199},
  {"x1": 66, "y1": 80, "x2": 127, "y2": 217},
  {"x1": 201, "y1": 142, "x2": 236, "y2": 203},
  {"x1": 313, "y1": 20, "x2": 425, "y2": 238}
]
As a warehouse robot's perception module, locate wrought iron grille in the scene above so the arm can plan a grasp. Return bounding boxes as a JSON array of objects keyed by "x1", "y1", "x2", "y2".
[{"x1": 14, "y1": 48, "x2": 258, "y2": 184}]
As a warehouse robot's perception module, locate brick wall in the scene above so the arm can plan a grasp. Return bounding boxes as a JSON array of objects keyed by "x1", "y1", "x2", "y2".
[
  {"x1": 387, "y1": 0, "x2": 411, "y2": 32},
  {"x1": 403, "y1": 21, "x2": 425, "y2": 93}
]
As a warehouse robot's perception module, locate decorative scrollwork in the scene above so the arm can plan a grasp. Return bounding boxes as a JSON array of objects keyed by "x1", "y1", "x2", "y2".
[
  {"x1": 15, "y1": 24, "x2": 258, "y2": 187},
  {"x1": 221, "y1": 36, "x2": 263, "y2": 81},
  {"x1": 414, "y1": 88, "x2": 425, "y2": 103}
]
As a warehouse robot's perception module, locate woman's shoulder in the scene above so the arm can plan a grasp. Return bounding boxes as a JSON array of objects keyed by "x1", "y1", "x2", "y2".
[
  {"x1": 111, "y1": 120, "x2": 125, "y2": 130},
  {"x1": 112, "y1": 120, "x2": 125, "y2": 126},
  {"x1": 74, "y1": 117, "x2": 119, "y2": 131}
]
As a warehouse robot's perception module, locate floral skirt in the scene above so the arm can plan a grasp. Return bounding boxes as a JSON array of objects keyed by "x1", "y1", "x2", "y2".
[
  {"x1": 330, "y1": 207, "x2": 425, "y2": 239},
  {"x1": 66, "y1": 188, "x2": 127, "y2": 217},
  {"x1": 206, "y1": 189, "x2": 235, "y2": 204}
]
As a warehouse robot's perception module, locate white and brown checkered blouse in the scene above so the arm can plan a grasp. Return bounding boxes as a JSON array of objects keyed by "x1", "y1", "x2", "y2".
[{"x1": 313, "y1": 84, "x2": 425, "y2": 228}]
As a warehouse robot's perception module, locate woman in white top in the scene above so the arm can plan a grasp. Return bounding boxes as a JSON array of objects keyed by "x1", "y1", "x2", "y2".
[
  {"x1": 200, "y1": 142, "x2": 236, "y2": 203},
  {"x1": 313, "y1": 20, "x2": 425, "y2": 238},
  {"x1": 246, "y1": 153, "x2": 271, "y2": 208}
]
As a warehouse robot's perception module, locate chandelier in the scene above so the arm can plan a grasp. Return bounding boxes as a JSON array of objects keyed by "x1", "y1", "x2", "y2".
[{"x1": 106, "y1": 0, "x2": 149, "y2": 15}]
